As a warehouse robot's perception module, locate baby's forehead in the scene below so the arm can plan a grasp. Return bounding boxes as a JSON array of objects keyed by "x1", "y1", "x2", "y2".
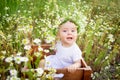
[{"x1": 59, "y1": 21, "x2": 77, "y2": 29}]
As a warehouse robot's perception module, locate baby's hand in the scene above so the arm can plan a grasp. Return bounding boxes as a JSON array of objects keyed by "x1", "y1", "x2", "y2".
[
  {"x1": 66, "y1": 60, "x2": 81, "y2": 72},
  {"x1": 66, "y1": 65, "x2": 78, "y2": 73},
  {"x1": 65, "y1": 61, "x2": 81, "y2": 73}
]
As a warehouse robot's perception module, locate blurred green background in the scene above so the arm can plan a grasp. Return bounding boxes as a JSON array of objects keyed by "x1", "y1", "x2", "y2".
[{"x1": 0, "y1": 0, "x2": 120, "y2": 80}]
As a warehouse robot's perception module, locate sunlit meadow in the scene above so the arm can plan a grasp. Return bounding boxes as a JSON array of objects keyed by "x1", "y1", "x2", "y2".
[{"x1": 0, "y1": 0, "x2": 120, "y2": 80}]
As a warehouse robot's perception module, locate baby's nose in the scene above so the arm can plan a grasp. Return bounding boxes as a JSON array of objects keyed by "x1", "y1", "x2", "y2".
[{"x1": 68, "y1": 31, "x2": 72, "y2": 35}]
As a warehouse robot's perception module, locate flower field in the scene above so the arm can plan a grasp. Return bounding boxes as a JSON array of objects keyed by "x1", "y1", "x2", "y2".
[{"x1": 0, "y1": 0, "x2": 120, "y2": 80}]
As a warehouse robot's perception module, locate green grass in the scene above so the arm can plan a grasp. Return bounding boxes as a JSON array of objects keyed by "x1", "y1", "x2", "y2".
[{"x1": 0, "y1": 0, "x2": 120, "y2": 80}]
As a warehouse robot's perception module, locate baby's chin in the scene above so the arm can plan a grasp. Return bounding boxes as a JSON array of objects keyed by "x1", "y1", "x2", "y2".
[
  {"x1": 64, "y1": 41, "x2": 75, "y2": 46},
  {"x1": 66, "y1": 38, "x2": 76, "y2": 43}
]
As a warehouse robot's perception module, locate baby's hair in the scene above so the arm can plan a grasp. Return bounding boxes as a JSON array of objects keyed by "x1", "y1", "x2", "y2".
[
  {"x1": 59, "y1": 18, "x2": 78, "y2": 27},
  {"x1": 58, "y1": 18, "x2": 80, "y2": 32}
]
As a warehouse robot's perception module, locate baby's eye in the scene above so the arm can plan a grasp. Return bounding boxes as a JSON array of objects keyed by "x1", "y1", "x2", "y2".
[
  {"x1": 71, "y1": 30, "x2": 76, "y2": 32},
  {"x1": 63, "y1": 30, "x2": 67, "y2": 32}
]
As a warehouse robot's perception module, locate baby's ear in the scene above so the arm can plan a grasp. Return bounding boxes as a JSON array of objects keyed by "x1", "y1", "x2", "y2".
[{"x1": 56, "y1": 35, "x2": 60, "y2": 41}]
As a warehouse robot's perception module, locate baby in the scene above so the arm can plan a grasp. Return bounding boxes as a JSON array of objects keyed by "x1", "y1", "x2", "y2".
[{"x1": 40, "y1": 19, "x2": 83, "y2": 80}]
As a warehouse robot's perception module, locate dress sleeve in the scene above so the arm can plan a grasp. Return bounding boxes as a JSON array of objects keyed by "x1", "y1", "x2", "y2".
[{"x1": 72, "y1": 44, "x2": 82, "y2": 62}]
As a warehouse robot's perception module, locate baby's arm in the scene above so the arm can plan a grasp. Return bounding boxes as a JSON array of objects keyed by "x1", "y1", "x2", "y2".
[{"x1": 65, "y1": 59, "x2": 81, "y2": 73}]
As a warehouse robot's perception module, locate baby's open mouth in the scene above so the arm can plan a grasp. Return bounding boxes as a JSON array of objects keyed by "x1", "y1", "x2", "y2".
[{"x1": 67, "y1": 37, "x2": 73, "y2": 40}]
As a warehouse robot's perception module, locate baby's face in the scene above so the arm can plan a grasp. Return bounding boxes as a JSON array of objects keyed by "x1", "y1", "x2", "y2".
[{"x1": 58, "y1": 21, "x2": 77, "y2": 47}]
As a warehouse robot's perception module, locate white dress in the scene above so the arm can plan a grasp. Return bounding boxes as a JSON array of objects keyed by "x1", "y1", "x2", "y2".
[
  {"x1": 45, "y1": 41, "x2": 82, "y2": 69},
  {"x1": 45, "y1": 41, "x2": 82, "y2": 78}
]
